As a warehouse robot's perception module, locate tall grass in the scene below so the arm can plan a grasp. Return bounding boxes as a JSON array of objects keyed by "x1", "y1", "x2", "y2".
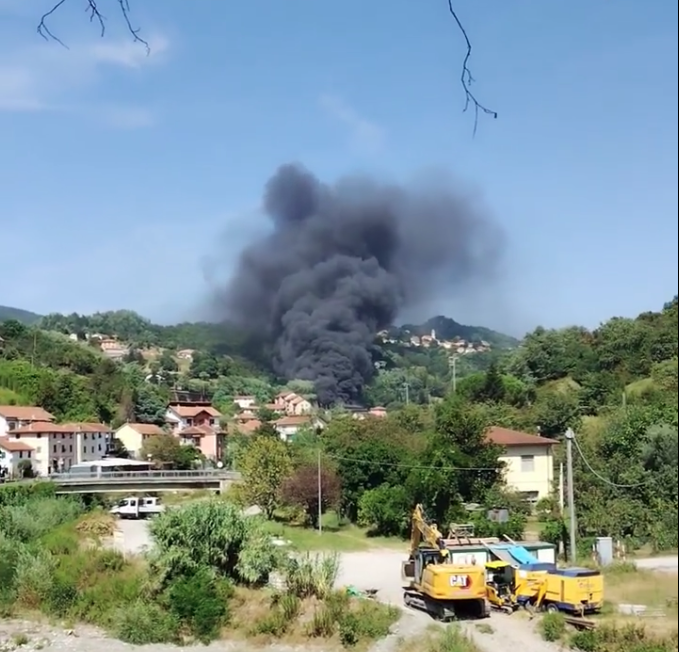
[{"x1": 284, "y1": 552, "x2": 340, "y2": 599}]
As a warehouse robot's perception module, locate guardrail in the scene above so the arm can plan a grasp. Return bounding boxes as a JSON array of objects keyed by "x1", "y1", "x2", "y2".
[{"x1": 51, "y1": 470, "x2": 241, "y2": 483}]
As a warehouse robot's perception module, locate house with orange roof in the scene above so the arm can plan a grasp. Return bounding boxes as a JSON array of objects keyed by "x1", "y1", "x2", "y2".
[
  {"x1": 61, "y1": 422, "x2": 113, "y2": 464},
  {"x1": 113, "y1": 422, "x2": 167, "y2": 459},
  {"x1": 0, "y1": 405, "x2": 55, "y2": 437},
  {"x1": 177, "y1": 424, "x2": 226, "y2": 460},
  {"x1": 6, "y1": 421, "x2": 79, "y2": 476},
  {"x1": 165, "y1": 403, "x2": 222, "y2": 434},
  {"x1": 0, "y1": 436, "x2": 35, "y2": 478},
  {"x1": 486, "y1": 426, "x2": 556, "y2": 504}
]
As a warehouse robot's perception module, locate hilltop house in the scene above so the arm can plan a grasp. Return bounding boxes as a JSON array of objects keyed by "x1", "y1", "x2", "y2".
[
  {"x1": 486, "y1": 426, "x2": 555, "y2": 504},
  {"x1": 274, "y1": 392, "x2": 313, "y2": 415}
]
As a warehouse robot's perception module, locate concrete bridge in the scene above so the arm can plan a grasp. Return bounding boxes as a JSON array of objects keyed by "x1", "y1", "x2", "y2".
[{"x1": 50, "y1": 469, "x2": 241, "y2": 494}]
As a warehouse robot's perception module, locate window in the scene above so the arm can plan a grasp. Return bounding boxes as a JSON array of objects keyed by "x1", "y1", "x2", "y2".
[{"x1": 520, "y1": 455, "x2": 535, "y2": 473}]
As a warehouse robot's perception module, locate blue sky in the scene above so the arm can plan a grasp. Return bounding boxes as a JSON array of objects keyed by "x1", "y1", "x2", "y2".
[{"x1": 1, "y1": 0, "x2": 677, "y2": 336}]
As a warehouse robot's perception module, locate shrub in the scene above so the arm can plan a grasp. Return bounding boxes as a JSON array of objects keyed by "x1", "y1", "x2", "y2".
[
  {"x1": 338, "y1": 601, "x2": 399, "y2": 648},
  {"x1": 284, "y1": 552, "x2": 340, "y2": 599},
  {"x1": 164, "y1": 568, "x2": 230, "y2": 643},
  {"x1": 569, "y1": 622, "x2": 678, "y2": 652},
  {"x1": 421, "y1": 625, "x2": 481, "y2": 652},
  {"x1": 0, "y1": 497, "x2": 83, "y2": 542},
  {"x1": 539, "y1": 612, "x2": 566, "y2": 642},
  {"x1": 252, "y1": 593, "x2": 301, "y2": 637},
  {"x1": 112, "y1": 600, "x2": 180, "y2": 645},
  {"x1": 13, "y1": 547, "x2": 56, "y2": 609},
  {"x1": 148, "y1": 500, "x2": 280, "y2": 585}
]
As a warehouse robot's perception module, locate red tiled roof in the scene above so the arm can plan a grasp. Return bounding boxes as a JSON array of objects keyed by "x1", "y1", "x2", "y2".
[
  {"x1": 0, "y1": 405, "x2": 54, "y2": 421},
  {"x1": 9, "y1": 421, "x2": 72, "y2": 434},
  {"x1": 275, "y1": 415, "x2": 313, "y2": 427},
  {"x1": 61, "y1": 422, "x2": 113, "y2": 433},
  {"x1": 169, "y1": 404, "x2": 221, "y2": 418},
  {"x1": 0, "y1": 436, "x2": 34, "y2": 452},
  {"x1": 123, "y1": 423, "x2": 166, "y2": 436},
  {"x1": 486, "y1": 426, "x2": 554, "y2": 447}
]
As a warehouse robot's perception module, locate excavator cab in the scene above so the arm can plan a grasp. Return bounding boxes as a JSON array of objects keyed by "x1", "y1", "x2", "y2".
[{"x1": 485, "y1": 561, "x2": 519, "y2": 613}]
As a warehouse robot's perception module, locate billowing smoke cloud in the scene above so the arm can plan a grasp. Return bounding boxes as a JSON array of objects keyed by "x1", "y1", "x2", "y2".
[{"x1": 225, "y1": 164, "x2": 504, "y2": 406}]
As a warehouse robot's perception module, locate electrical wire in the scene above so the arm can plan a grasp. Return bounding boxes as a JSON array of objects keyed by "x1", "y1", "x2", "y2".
[
  {"x1": 323, "y1": 452, "x2": 499, "y2": 472},
  {"x1": 571, "y1": 432, "x2": 650, "y2": 489}
]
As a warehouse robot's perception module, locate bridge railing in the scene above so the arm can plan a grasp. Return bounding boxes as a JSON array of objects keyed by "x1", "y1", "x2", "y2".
[{"x1": 51, "y1": 470, "x2": 241, "y2": 483}]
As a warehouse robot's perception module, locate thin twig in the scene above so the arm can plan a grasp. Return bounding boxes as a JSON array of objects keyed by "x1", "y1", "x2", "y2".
[
  {"x1": 447, "y1": 1, "x2": 497, "y2": 135},
  {"x1": 38, "y1": 0, "x2": 150, "y2": 54}
]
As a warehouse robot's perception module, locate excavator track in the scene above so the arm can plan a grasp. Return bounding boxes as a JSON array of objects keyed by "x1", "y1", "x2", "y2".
[{"x1": 404, "y1": 590, "x2": 490, "y2": 622}]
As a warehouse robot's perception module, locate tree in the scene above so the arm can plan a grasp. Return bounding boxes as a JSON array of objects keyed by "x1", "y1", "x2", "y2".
[
  {"x1": 140, "y1": 434, "x2": 201, "y2": 470},
  {"x1": 158, "y1": 349, "x2": 179, "y2": 373},
  {"x1": 236, "y1": 436, "x2": 292, "y2": 519},
  {"x1": 281, "y1": 464, "x2": 341, "y2": 528},
  {"x1": 133, "y1": 384, "x2": 167, "y2": 425},
  {"x1": 357, "y1": 484, "x2": 411, "y2": 537}
]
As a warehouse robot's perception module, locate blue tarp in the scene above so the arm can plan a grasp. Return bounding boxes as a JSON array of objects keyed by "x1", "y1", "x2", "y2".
[{"x1": 488, "y1": 544, "x2": 540, "y2": 566}]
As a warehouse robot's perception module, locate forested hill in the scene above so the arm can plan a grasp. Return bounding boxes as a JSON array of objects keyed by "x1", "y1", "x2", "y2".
[{"x1": 0, "y1": 305, "x2": 41, "y2": 324}]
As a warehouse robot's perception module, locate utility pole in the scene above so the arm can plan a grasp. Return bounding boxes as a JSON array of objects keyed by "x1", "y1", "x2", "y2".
[
  {"x1": 403, "y1": 382, "x2": 410, "y2": 405},
  {"x1": 565, "y1": 428, "x2": 577, "y2": 563},
  {"x1": 317, "y1": 448, "x2": 322, "y2": 535},
  {"x1": 449, "y1": 355, "x2": 458, "y2": 392},
  {"x1": 558, "y1": 462, "x2": 565, "y2": 558}
]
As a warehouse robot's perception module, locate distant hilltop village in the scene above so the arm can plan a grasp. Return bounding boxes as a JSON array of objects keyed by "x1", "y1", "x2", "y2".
[{"x1": 376, "y1": 328, "x2": 491, "y2": 355}]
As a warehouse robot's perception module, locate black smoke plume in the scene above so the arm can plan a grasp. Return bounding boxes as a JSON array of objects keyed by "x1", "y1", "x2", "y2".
[{"x1": 225, "y1": 164, "x2": 503, "y2": 406}]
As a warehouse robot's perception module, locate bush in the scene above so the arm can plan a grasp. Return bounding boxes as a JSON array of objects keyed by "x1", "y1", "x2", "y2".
[
  {"x1": 338, "y1": 600, "x2": 399, "y2": 648},
  {"x1": 284, "y1": 552, "x2": 340, "y2": 599},
  {"x1": 112, "y1": 600, "x2": 180, "y2": 645},
  {"x1": 148, "y1": 500, "x2": 280, "y2": 585},
  {"x1": 569, "y1": 623, "x2": 678, "y2": 652},
  {"x1": 252, "y1": 593, "x2": 301, "y2": 636},
  {"x1": 420, "y1": 625, "x2": 481, "y2": 652},
  {"x1": 164, "y1": 568, "x2": 231, "y2": 643},
  {"x1": 539, "y1": 612, "x2": 566, "y2": 642}
]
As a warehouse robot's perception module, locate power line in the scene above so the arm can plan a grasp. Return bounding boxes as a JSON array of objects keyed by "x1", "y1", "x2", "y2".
[
  {"x1": 571, "y1": 433, "x2": 650, "y2": 489},
  {"x1": 324, "y1": 452, "x2": 499, "y2": 472}
]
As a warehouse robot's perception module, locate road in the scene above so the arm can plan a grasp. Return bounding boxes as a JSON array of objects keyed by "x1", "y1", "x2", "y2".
[{"x1": 634, "y1": 555, "x2": 678, "y2": 573}]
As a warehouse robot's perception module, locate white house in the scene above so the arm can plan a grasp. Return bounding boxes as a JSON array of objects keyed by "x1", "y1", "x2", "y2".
[
  {"x1": 486, "y1": 427, "x2": 556, "y2": 504},
  {"x1": 274, "y1": 415, "x2": 325, "y2": 441},
  {"x1": 233, "y1": 395, "x2": 257, "y2": 410},
  {"x1": 165, "y1": 404, "x2": 222, "y2": 434},
  {"x1": 62, "y1": 422, "x2": 112, "y2": 464},
  {"x1": 114, "y1": 423, "x2": 167, "y2": 459},
  {"x1": 0, "y1": 437, "x2": 34, "y2": 478},
  {"x1": 0, "y1": 405, "x2": 55, "y2": 437},
  {"x1": 6, "y1": 422, "x2": 77, "y2": 476}
]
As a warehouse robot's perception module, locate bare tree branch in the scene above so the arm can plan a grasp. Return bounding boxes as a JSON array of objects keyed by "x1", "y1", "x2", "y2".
[
  {"x1": 447, "y1": 1, "x2": 498, "y2": 135},
  {"x1": 36, "y1": 1, "x2": 495, "y2": 133},
  {"x1": 38, "y1": 0, "x2": 149, "y2": 53}
]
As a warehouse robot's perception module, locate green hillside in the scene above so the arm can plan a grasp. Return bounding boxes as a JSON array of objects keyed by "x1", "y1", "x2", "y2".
[{"x1": 0, "y1": 305, "x2": 42, "y2": 324}]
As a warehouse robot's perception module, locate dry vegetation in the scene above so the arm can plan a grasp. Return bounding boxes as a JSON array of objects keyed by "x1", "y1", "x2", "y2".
[
  {"x1": 396, "y1": 625, "x2": 481, "y2": 652},
  {"x1": 598, "y1": 564, "x2": 678, "y2": 638}
]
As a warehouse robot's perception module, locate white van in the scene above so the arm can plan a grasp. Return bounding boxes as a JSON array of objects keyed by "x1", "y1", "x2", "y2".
[{"x1": 110, "y1": 496, "x2": 165, "y2": 519}]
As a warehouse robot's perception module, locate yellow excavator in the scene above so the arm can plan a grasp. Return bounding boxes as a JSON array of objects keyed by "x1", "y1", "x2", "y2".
[
  {"x1": 485, "y1": 560, "x2": 547, "y2": 614},
  {"x1": 401, "y1": 505, "x2": 490, "y2": 621}
]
